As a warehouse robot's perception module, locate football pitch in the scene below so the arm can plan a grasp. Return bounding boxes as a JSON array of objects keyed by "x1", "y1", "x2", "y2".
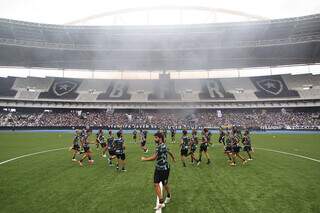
[{"x1": 0, "y1": 132, "x2": 319, "y2": 213}]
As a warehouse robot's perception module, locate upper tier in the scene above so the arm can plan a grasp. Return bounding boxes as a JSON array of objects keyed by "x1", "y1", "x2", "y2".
[{"x1": 0, "y1": 14, "x2": 320, "y2": 69}]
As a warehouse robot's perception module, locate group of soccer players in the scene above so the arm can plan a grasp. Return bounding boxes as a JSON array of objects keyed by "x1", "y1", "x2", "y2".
[
  {"x1": 178, "y1": 128, "x2": 212, "y2": 167},
  {"x1": 70, "y1": 127, "x2": 127, "y2": 171},
  {"x1": 69, "y1": 125, "x2": 253, "y2": 210},
  {"x1": 70, "y1": 125, "x2": 253, "y2": 169},
  {"x1": 219, "y1": 125, "x2": 253, "y2": 166}
]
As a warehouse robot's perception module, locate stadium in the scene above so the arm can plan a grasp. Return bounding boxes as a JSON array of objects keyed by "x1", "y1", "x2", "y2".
[{"x1": 0, "y1": 0, "x2": 319, "y2": 213}]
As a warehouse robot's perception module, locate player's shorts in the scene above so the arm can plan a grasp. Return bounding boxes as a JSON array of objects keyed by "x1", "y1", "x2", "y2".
[
  {"x1": 232, "y1": 146, "x2": 241, "y2": 153},
  {"x1": 200, "y1": 144, "x2": 208, "y2": 152},
  {"x1": 72, "y1": 145, "x2": 80, "y2": 151},
  {"x1": 83, "y1": 147, "x2": 90, "y2": 153},
  {"x1": 133, "y1": 135, "x2": 137, "y2": 139},
  {"x1": 116, "y1": 153, "x2": 126, "y2": 160},
  {"x1": 218, "y1": 136, "x2": 224, "y2": 143},
  {"x1": 243, "y1": 146, "x2": 252, "y2": 152},
  {"x1": 154, "y1": 168, "x2": 170, "y2": 184},
  {"x1": 190, "y1": 146, "x2": 197, "y2": 153},
  {"x1": 100, "y1": 143, "x2": 106, "y2": 148},
  {"x1": 108, "y1": 150, "x2": 115, "y2": 156},
  {"x1": 224, "y1": 146, "x2": 232, "y2": 152},
  {"x1": 141, "y1": 141, "x2": 146, "y2": 147},
  {"x1": 180, "y1": 149, "x2": 188, "y2": 156}
]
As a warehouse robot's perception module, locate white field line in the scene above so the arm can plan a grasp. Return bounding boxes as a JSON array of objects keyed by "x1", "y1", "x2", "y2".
[
  {"x1": 213, "y1": 144, "x2": 320, "y2": 163},
  {"x1": 0, "y1": 147, "x2": 68, "y2": 165},
  {"x1": 255, "y1": 147, "x2": 320, "y2": 163}
]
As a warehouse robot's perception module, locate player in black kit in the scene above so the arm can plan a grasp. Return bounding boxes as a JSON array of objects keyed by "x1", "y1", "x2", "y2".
[
  {"x1": 141, "y1": 132, "x2": 176, "y2": 211},
  {"x1": 114, "y1": 131, "x2": 126, "y2": 172},
  {"x1": 170, "y1": 127, "x2": 176, "y2": 143},
  {"x1": 78, "y1": 128, "x2": 95, "y2": 167},
  {"x1": 197, "y1": 128, "x2": 211, "y2": 166},
  {"x1": 132, "y1": 129, "x2": 137, "y2": 143},
  {"x1": 189, "y1": 129, "x2": 198, "y2": 164},
  {"x1": 230, "y1": 133, "x2": 247, "y2": 166},
  {"x1": 106, "y1": 130, "x2": 116, "y2": 166},
  {"x1": 218, "y1": 127, "x2": 226, "y2": 145},
  {"x1": 180, "y1": 130, "x2": 190, "y2": 167},
  {"x1": 242, "y1": 130, "x2": 253, "y2": 160},
  {"x1": 140, "y1": 129, "x2": 149, "y2": 153},
  {"x1": 70, "y1": 129, "x2": 81, "y2": 161},
  {"x1": 95, "y1": 128, "x2": 103, "y2": 150}
]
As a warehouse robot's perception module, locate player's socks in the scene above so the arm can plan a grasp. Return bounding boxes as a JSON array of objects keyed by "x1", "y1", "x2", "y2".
[
  {"x1": 121, "y1": 167, "x2": 127, "y2": 172},
  {"x1": 207, "y1": 159, "x2": 211, "y2": 164},
  {"x1": 183, "y1": 162, "x2": 186, "y2": 167},
  {"x1": 164, "y1": 196, "x2": 171, "y2": 204},
  {"x1": 154, "y1": 203, "x2": 165, "y2": 210}
]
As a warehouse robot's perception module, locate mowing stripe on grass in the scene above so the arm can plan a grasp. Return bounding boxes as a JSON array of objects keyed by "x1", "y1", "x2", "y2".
[
  {"x1": 0, "y1": 147, "x2": 68, "y2": 165},
  {"x1": 255, "y1": 147, "x2": 320, "y2": 163},
  {"x1": 0, "y1": 146, "x2": 319, "y2": 167}
]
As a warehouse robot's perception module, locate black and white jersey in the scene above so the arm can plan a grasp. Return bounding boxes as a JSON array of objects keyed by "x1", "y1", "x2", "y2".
[
  {"x1": 242, "y1": 135, "x2": 251, "y2": 146},
  {"x1": 107, "y1": 135, "x2": 115, "y2": 150},
  {"x1": 114, "y1": 138, "x2": 125, "y2": 154},
  {"x1": 155, "y1": 143, "x2": 170, "y2": 171},
  {"x1": 73, "y1": 135, "x2": 80, "y2": 146},
  {"x1": 181, "y1": 136, "x2": 190, "y2": 150}
]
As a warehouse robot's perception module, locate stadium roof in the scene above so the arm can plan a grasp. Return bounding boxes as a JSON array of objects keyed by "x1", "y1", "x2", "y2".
[{"x1": 0, "y1": 0, "x2": 320, "y2": 25}]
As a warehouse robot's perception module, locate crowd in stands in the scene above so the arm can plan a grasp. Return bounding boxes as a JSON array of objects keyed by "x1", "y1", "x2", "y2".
[{"x1": 0, "y1": 109, "x2": 319, "y2": 130}]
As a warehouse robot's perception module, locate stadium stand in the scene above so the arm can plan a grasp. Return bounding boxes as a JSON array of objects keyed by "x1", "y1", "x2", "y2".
[
  {"x1": 199, "y1": 79, "x2": 235, "y2": 100},
  {"x1": 0, "y1": 74, "x2": 319, "y2": 101},
  {"x1": 97, "y1": 81, "x2": 131, "y2": 100},
  {"x1": 77, "y1": 79, "x2": 112, "y2": 92},
  {"x1": 76, "y1": 93, "x2": 100, "y2": 102},
  {"x1": 282, "y1": 74, "x2": 320, "y2": 89},
  {"x1": 15, "y1": 90, "x2": 40, "y2": 100},
  {"x1": 0, "y1": 109, "x2": 319, "y2": 130},
  {"x1": 0, "y1": 77, "x2": 17, "y2": 98},
  {"x1": 250, "y1": 75, "x2": 300, "y2": 98},
  {"x1": 127, "y1": 81, "x2": 153, "y2": 101},
  {"x1": 38, "y1": 78, "x2": 81, "y2": 100},
  {"x1": 149, "y1": 79, "x2": 181, "y2": 100},
  {"x1": 13, "y1": 76, "x2": 53, "y2": 91},
  {"x1": 0, "y1": 14, "x2": 319, "y2": 70}
]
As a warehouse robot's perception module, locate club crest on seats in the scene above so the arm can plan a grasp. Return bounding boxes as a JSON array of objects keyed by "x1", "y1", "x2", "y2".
[
  {"x1": 53, "y1": 81, "x2": 78, "y2": 96},
  {"x1": 256, "y1": 79, "x2": 283, "y2": 95}
]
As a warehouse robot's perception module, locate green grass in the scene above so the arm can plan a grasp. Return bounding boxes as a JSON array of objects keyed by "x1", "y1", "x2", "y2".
[{"x1": 0, "y1": 132, "x2": 319, "y2": 213}]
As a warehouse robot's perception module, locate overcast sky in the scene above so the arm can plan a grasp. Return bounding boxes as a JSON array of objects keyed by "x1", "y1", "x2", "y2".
[{"x1": 0, "y1": 0, "x2": 319, "y2": 25}]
